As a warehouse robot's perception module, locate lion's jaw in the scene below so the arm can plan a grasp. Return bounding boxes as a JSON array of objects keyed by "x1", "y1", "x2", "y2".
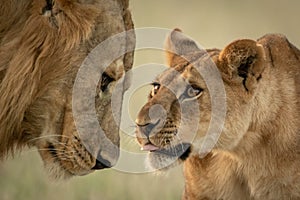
[{"x1": 28, "y1": 57, "x2": 126, "y2": 180}]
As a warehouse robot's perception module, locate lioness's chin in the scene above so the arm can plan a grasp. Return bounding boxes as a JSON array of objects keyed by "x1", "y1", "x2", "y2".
[
  {"x1": 145, "y1": 144, "x2": 192, "y2": 172},
  {"x1": 145, "y1": 152, "x2": 180, "y2": 172}
]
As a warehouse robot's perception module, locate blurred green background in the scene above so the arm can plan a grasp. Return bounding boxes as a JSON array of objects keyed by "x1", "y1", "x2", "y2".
[{"x1": 1, "y1": 1, "x2": 300, "y2": 200}]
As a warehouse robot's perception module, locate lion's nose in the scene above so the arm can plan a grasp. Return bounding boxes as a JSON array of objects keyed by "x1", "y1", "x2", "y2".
[
  {"x1": 92, "y1": 158, "x2": 110, "y2": 170},
  {"x1": 91, "y1": 137, "x2": 120, "y2": 171},
  {"x1": 92, "y1": 148, "x2": 119, "y2": 170},
  {"x1": 92, "y1": 152, "x2": 112, "y2": 170}
]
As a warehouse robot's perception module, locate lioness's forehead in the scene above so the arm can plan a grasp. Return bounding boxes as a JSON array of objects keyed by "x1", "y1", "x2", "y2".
[{"x1": 157, "y1": 49, "x2": 220, "y2": 86}]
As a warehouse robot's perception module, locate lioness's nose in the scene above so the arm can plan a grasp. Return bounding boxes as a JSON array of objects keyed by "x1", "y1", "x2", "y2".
[
  {"x1": 135, "y1": 103, "x2": 167, "y2": 126},
  {"x1": 135, "y1": 118, "x2": 150, "y2": 127},
  {"x1": 136, "y1": 104, "x2": 167, "y2": 138},
  {"x1": 136, "y1": 119, "x2": 160, "y2": 138}
]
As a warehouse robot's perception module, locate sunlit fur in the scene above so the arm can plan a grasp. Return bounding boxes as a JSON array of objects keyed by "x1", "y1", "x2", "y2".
[
  {"x1": 0, "y1": 0, "x2": 134, "y2": 179},
  {"x1": 136, "y1": 29, "x2": 300, "y2": 199}
]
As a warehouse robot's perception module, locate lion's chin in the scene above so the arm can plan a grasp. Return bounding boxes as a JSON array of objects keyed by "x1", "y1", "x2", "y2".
[
  {"x1": 145, "y1": 144, "x2": 191, "y2": 172},
  {"x1": 43, "y1": 160, "x2": 94, "y2": 181}
]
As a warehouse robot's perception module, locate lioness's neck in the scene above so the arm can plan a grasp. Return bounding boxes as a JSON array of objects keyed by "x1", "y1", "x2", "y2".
[{"x1": 232, "y1": 58, "x2": 300, "y2": 171}]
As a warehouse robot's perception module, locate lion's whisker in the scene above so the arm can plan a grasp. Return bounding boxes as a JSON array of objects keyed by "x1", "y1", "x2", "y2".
[{"x1": 28, "y1": 134, "x2": 71, "y2": 143}]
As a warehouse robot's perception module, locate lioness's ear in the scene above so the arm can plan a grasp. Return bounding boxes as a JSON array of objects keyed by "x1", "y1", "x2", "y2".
[
  {"x1": 165, "y1": 28, "x2": 200, "y2": 67},
  {"x1": 218, "y1": 39, "x2": 266, "y2": 92}
]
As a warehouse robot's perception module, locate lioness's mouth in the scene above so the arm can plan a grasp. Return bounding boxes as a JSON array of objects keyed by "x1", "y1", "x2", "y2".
[{"x1": 142, "y1": 143, "x2": 191, "y2": 160}]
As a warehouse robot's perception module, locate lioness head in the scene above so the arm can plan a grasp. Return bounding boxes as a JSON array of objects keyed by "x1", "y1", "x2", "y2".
[
  {"x1": 135, "y1": 29, "x2": 266, "y2": 170},
  {"x1": 0, "y1": 0, "x2": 134, "y2": 179}
]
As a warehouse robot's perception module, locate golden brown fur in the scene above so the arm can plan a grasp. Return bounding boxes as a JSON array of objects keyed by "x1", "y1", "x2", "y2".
[
  {"x1": 135, "y1": 29, "x2": 300, "y2": 199},
  {"x1": 0, "y1": 0, "x2": 134, "y2": 179}
]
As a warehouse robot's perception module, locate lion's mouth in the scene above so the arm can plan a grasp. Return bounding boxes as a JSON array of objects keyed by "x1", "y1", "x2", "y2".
[{"x1": 141, "y1": 143, "x2": 191, "y2": 160}]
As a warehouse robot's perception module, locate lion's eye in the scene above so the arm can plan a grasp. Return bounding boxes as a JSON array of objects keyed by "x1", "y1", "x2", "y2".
[
  {"x1": 101, "y1": 72, "x2": 115, "y2": 92},
  {"x1": 151, "y1": 82, "x2": 160, "y2": 97},
  {"x1": 185, "y1": 85, "x2": 203, "y2": 99}
]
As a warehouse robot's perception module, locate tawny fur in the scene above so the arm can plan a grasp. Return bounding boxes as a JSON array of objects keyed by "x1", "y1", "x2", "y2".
[
  {"x1": 136, "y1": 30, "x2": 300, "y2": 199},
  {"x1": 0, "y1": 0, "x2": 134, "y2": 179}
]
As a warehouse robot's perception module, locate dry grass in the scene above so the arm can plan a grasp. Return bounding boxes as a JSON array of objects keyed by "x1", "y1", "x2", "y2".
[{"x1": 0, "y1": 152, "x2": 184, "y2": 200}]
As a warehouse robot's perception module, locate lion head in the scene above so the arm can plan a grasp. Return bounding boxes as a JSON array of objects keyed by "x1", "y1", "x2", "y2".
[
  {"x1": 135, "y1": 29, "x2": 268, "y2": 170},
  {"x1": 0, "y1": 0, "x2": 134, "y2": 179}
]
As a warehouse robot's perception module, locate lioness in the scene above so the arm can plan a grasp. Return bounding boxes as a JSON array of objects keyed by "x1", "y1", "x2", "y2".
[
  {"x1": 135, "y1": 29, "x2": 300, "y2": 199},
  {"x1": 0, "y1": 0, "x2": 134, "y2": 179}
]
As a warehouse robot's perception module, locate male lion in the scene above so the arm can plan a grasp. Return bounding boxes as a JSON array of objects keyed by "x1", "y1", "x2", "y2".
[
  {"x1": 0, "y1": 0, "x2": 135, "y2": 179},
  {"x1": 135, "y1": 29, "x2": 300, "y2": 199}
]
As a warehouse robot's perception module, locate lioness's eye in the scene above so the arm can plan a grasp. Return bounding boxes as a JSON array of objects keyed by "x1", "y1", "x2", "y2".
[
  {"x1": 101, "y1": 72, "x2": 115, "y2": 92},
  {"x1": 151, "y1": 82, "x2": 160, "y2": 97},
  {"x1": 185, "y1": 85, "x2": 203, "y2": 98}
]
